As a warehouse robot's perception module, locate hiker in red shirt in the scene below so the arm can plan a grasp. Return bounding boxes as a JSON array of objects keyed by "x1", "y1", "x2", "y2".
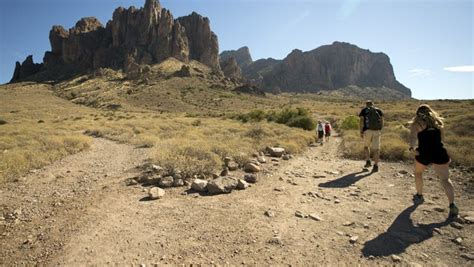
[{"x1": 324, "y1": 121, "x2": 332, "y2": 141}]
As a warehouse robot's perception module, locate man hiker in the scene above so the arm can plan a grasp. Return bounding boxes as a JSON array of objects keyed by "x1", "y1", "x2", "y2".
[
  {"x1": 317, "y1": 120, "x2": 325, "y2": 144},
  {"x1": 359, "y1": 100, "x2": 384, "y2": 172}
]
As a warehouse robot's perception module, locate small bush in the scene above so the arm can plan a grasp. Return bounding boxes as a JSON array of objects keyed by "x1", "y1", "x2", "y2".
[
  {"x1": 0, "y1": 119, "x2": 6, "y2": 125},
  {"x1": 340, "y1": 115, "x2": 359, "y2": 130},
  {"x1": 153, "y1": 140, "x2": 221, "y2": 178},
  {"x1": 235, "y1": 108, "x2": 316, "y2": 131}
]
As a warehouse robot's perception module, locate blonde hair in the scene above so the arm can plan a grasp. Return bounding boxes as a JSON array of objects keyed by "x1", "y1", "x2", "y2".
[{"x1": 411, "y1": 104, "x2": 444, "y2": 129}]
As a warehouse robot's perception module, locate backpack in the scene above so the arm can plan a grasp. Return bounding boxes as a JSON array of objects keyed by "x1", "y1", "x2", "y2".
[{"x1": 366, "y1": 107, "x2": 382, "y2": 130}]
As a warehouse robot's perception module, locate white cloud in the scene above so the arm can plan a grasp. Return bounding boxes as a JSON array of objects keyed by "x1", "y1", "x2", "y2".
[
  {"x1": 408, "y1": 68, "x2": 432, "y2": 77},
  {"x1": 443, "y1": 65, "x2": 474, "y2": 72}
]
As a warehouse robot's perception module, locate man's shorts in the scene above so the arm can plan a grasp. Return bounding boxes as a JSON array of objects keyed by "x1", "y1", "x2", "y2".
[{"x1": 363, "y1": 130, "x2": 381, "y2": 150}]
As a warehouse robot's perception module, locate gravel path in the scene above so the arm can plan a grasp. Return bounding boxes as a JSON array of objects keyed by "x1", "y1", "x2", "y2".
[{"x1": 1, "y1": 135, "x2": 472, "y2": 265}]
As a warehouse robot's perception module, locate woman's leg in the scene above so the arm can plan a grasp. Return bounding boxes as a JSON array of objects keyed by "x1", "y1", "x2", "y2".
[
  {"x1": 433, "y1": 163, "x2": 454, "y2": 204},
  {"x1": 414, "y1": 160, "x2": 427, "y2": 195}
]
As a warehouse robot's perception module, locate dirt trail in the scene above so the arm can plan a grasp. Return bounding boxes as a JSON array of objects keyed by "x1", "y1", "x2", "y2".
[{"x1": 1, "y1": 135, "x2": 473, "y2": 265}]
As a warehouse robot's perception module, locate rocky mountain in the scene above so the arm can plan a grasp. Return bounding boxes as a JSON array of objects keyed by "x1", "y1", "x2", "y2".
[
  {"x1": 220, "y1": 57, "x2": 242, "y2": 81},
  {"x1": 261, "y1": 42, "x2": 411, "y2": 96},
  {"x1": 220, "y1": 46, "x2": 252, "y2": 67},
  {"x1": 10, "y1": 0, "x2": 220, "y2": 83},
  {"x1": 219, "y1": 47, "x2": 279, "y2": 85}
]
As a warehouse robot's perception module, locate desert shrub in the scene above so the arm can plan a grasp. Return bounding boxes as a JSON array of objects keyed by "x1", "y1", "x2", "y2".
[
  {"x1": 244, "y1": 124, "x2": 269, "y2": 144},
  {"x1": 63, "y1": 136, "x2": 91, "y2": 154},
  {"x1": 235, "y1": 107, "x2": 316, "y2": 131},
  {"x1": 340, "y1": 115, "x2": 359, "y2": 130},
  {"x1": 448, "y1": 114, "x2": 474, "y2": 136},
  {"x1": 153, "y1": 139, "x2": 221, "y2": 178},
  {"x1": 444, "y1": 135, "x2": 474, "y2": 166},
  {"x1": 286, "y1": 116, "x2": 316, "y2": 131},
  {"x1": 192, "y1": 119, "x2": 202, "y2": 126},
  {"x1": 0, "y1": 119, "x2": 7, "y2": 125}
]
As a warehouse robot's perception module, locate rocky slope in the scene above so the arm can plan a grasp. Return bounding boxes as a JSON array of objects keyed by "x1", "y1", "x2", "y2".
[
  {"x1": 220, "y1": 46, "x2": 253, "y2": 68},
  {"x1": 261, "y1": 42, "x2": 411, "y2": 96},
  {"x1": 222, "y1": 43, "x2": 410, "y2": 97},
  {"x1": 10, "y1": 0, "x2": 220, "y2": 82}
]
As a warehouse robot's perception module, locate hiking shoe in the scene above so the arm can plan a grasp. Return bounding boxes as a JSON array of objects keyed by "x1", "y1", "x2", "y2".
[
  {"x1": 412, "y1": 194, "x2": 424, "y2": 205},
  {"x1": 449, "y1": 203, "x2": 459, "y2": 218},
  {"x1": 372, "y1": 164, "x2": 379, "y2": 172},
  {"x1": 364, "y1": 160, "x2": 372, "y2": 168}
]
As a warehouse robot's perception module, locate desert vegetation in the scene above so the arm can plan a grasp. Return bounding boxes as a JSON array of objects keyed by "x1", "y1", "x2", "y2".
[{"x1": 1, "y1": 80, "x2": 472, "y2": 184}]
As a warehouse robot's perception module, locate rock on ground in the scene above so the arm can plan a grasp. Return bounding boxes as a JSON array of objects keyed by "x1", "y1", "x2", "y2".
[
  {"x1": 267, "y1": 147, "x2": 285, "y2": 157},
  {"x1": 191, "y1": 179, "x2": 208, "y2": 192},
  {"x1": 148, "y1": 187, "x2": 165, "y2": 200},
  {"x1": 207, "y1": 177, "x2": 238, "y2": 194},
  {"x1": 244, "y1": 174, "x2": 258, "y2": 183}
]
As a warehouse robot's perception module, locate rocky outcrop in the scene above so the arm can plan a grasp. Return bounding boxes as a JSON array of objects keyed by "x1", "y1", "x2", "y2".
[
  {"x1": 220, "y1": 57, "x2": 242, "y2": 80},
  {"x1": 242, "y1": 58, "x2": 280, "y2": 84},
  {"x1": 9, "y1": 56, "x2": 44, "y2": 83},
  {"x1": 232, "y1": 84, "x2": 265, "y2": 96},
  {"x1": 220, "y1": 46, "x2": 252, "y2": 68},
  {"x1": 177, "y1": 12, "x2": 220, "y2": 71},
  {"x1": 10, "y1": 0, "x2": 221, "y2": 82},
  {"x1": 261, "y1": 42, "x2": 411, "y2": 96}
]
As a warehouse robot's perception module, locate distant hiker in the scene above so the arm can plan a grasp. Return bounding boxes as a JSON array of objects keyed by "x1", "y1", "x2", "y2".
[
  {"x1": 409, "y1": 104, "x2": 458, "y2": 218},
  {"x1": 324, "y1": 121, "x2": 332, "y2": 141},
  {"x1": 359, "y1": 100, "x2": 383, "y2": 172},
  {"x1": 317, "y1": 120, "x2": 325, "y2": 144}
]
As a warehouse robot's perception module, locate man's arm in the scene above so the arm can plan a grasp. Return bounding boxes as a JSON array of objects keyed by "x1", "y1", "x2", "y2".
[{"x1": 359, "y1": 116, "x2": 364, "y2": 137}]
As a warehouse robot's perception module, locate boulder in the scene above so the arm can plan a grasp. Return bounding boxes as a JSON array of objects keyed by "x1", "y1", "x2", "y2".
[
  {"x1": 173, "y1": 178, "x2": 184, "y2": 187},
  {"x1": 244, "y1": 174, "x2": 258, "y2": 183},
  {"x1": 206, "y1": 177, "x2": 238, "y2": 194},
  {"x1": 220, "y1": 168, "x2": 229, "y2": 176},
  {"x1": 237, "y1": 179, "x2": 249, "y2": 190},
  {"x1": 158, "y1": 176, "x2": 174, "y2": 188},
  {"x1": 257, "y1": 156, "x2": 267, "y2": 163},
  {"x1": 244, "y1": 163, "x2": 260, "y2": 173},
  {"x1": 148, "y1": 187, "x2": 165, "y2": 200},
  {"x1": 226, "y1": 161, "x2": 239, "y2": 171},
  {"x1": 282, "y1": 154, "x2": 291, "y2": 160},
  {"x1": 191, "y1": 179, "x2": 208, "y2": 192},
  {"x1": 266, "y1": 147, "x2": 285, "y2": 157}
]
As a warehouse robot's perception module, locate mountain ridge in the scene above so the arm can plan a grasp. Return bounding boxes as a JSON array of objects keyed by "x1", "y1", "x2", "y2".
[{"x1": 219, "y1": 42, "x2": 411, "y2": 97}]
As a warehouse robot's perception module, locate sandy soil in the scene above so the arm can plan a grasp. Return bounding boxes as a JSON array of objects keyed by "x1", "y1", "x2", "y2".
[{"x1": 1, "y1": 135, "x2": 473, "y2": 265}]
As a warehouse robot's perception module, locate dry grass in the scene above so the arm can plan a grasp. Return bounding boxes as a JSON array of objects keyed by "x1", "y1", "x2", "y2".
[
  {"x1": 1, "y1": 78, "x2": 472, "y2": 184},
  {"x1": 150, "y1": 120, "x2": 314, "y2": 178}
]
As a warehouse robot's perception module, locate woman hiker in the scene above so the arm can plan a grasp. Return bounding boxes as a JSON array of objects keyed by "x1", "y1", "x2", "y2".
[{"x1": 409, "y1": 104, "x2": 458, "y2": 218}]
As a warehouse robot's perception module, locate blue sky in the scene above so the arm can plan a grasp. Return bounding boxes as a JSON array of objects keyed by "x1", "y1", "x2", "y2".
[{"x1": 0, "y1": 0, "x2": 472, "y2": 99}]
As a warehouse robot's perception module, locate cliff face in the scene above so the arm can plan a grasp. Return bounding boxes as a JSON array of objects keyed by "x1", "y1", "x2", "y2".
[
  {"x1": 10, "y1": 0, "x2": 220, "y2": 82},
  {"x1": 219, "y1": 47, "x2": 279, "y2": 84},
  {"x1": 261, "y1": 42, "x2": 411, "y2": 96},
  {"x1": 220, "y1": 57, "x2": 242, "y2": 80},
  {"x1": 220, "y1": 46, "x2": 252, "y2": 67}
]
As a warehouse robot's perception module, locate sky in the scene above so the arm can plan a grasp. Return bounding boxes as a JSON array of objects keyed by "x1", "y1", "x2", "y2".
[{"x1": 0, "y1": 0, "x2": 472, "y2": 99}]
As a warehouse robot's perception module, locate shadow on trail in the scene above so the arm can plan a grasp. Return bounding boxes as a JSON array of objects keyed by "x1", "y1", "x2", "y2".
[
  {"x1": 361, "y1": 204, "x2": 452, "y2": 257},
  {"x1": 318, "y1": 171, "x2": 372, "y2": 188}
]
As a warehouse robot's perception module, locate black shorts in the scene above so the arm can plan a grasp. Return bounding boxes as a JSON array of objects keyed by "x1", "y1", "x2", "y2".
[
  {"x1": 318, "y1": 131, "x2": 324, "y2": 138},
  {"x1": 415, "y1": 148, "x2": 450, "y2": 166},
  {"x1": 325, "y1": 132, "x2": 331, "y2": 137}
]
